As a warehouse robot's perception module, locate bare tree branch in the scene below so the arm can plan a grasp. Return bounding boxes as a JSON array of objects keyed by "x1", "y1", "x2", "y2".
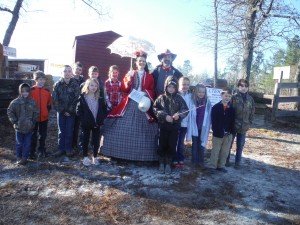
[
  {"x1": 0, "y1": 6, "x2": 13, "y2": 13},
  {"x1": 21, "y1": 7, "x2": 45, "y2": 13},
  {"x1": 81, "y1": 0, "x2": 106, "y2": 16},
  {"x1": 293, "y1": 18, "x2": 300, "y2": 27},
  {"x1": 263, "y1": 13, "x2": 300, "y2": 20}
]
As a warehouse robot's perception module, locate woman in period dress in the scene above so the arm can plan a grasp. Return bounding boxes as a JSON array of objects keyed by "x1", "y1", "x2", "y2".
[{"x1": 101, "y1": 50, "x2": 158, "y2": 161}]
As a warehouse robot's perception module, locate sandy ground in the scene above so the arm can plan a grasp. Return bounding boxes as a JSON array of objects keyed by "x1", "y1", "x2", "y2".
[{"x1": 0, "y1": 112, "x2": 299, "y2": 225}]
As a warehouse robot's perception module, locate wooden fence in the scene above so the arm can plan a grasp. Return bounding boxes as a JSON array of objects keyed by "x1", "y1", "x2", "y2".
[{"x1": 272, "y1": 75, "x2": 300, "y2": 118}]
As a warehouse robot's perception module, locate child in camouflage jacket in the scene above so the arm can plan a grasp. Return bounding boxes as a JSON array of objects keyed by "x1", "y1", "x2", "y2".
[{"x1": 7, "y1": 83, "x2": 39, "y2": 165}]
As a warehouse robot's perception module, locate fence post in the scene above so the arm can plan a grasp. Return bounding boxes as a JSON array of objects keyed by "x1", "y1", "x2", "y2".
[{"x1": 272, "y1": 72, "x2": 283, "y2": 120}]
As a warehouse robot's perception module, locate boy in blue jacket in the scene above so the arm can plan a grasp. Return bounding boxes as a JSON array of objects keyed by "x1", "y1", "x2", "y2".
[{"x1": 209, "y1": 87, "x2": 235, "y2": 173}]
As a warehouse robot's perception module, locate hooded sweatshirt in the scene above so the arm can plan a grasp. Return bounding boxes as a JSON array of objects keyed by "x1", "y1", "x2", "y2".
[
  {"x1": 153, "y1": 76, "x2": 188, "y2": 129},
  {"x1": 7, "y1": 83, "x2": 39, "y2": 133}
]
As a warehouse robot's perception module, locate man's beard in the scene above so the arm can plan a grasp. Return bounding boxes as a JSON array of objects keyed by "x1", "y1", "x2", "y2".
[{"x1": 163, "y1": 59, "x2": 171, "y2": 66}]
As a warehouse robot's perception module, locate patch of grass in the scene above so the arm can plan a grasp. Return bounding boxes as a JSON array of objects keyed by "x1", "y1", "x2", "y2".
[{"x1": 253, "y1": 128, "x2": 280, "y2": 137}]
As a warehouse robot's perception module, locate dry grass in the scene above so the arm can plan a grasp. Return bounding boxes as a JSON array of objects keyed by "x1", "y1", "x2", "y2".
[{"x1": 0, "y1": 112, "x2": 299, "y2": 225}]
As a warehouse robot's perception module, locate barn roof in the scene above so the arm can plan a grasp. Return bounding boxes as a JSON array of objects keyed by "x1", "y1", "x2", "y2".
[{"x1": 73, "y1": 31, "x2": 131, "y2": 80}]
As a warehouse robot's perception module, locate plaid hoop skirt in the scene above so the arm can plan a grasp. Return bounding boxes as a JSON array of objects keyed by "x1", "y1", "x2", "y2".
[{"x1": 101, "y1": 100, "x2": 158, "y2": 161}]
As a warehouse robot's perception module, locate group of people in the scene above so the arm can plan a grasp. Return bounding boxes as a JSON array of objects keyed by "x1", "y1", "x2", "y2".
[{"x1": 7, "y1": 49, "x2": 255, "y2": 175}]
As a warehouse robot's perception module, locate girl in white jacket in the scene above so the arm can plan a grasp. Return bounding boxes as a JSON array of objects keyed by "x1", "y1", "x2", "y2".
[
  {"x1": 186, "y1": 84, "x2": 212, "y2": 168},
  {"x1": 174, "y1": 77, "x2": 192, "y2": 166}
]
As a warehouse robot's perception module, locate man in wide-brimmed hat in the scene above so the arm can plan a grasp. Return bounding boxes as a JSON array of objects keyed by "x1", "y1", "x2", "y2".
[{"x1": 151, "y1": 49, "x2": 183, "y2": 97}]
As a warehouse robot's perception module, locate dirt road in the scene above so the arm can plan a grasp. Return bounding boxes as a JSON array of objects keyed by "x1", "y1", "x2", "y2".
[{"x1": 0, "y1": 113, "x2": 299, "y2": 225}]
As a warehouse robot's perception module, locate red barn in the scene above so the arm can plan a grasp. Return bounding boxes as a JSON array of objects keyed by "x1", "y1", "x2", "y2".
[{"x1": 73, "y1": 31, "x2": 131, "y2": 81}]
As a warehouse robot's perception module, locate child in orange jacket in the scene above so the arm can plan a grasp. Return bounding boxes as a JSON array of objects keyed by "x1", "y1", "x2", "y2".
[{"x1": 29, "y1": 71, "x2": 52, "y2": 159}]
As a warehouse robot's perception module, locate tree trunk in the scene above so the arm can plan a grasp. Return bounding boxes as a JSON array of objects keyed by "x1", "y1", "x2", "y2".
[
  {"x1": 213, "y1": 0, "x2": 219, "y2": 87},
  {"x1": 3, "y1": 0, "x2": 24, "y2": 46},
  {"x1": 240, "y1": 0, "x2": 258, "y2": 81},
  {"x1": 1, "y1": 0, "x2": 23, "y2": 78},
  {"x1": 296, "y1": 62, "x2": 300, "y2": 110}
]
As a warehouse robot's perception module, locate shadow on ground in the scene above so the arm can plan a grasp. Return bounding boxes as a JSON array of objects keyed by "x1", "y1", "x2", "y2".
[{"x1": 0, "y1": 113, "x2": 299, "y2": 225}]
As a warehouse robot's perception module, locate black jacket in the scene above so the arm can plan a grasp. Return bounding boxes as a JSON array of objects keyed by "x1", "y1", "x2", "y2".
[
  {"x1": 153, "y1": 76, "x2": 188, "y2": 130},
  {"x1": 76, "y1": 94, "x2": 107, "y2": 129},
  {"x1": 151, "y1": 65, "x2": 183, "y2": 97},
  {"x1": 211, "y1": 101, "x2": 235, "y2": 138}
]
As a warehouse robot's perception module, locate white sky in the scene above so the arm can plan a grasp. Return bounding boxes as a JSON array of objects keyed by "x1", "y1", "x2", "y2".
[{"x1": 1, "y1": 0, "x2": 218, "y2": 75}]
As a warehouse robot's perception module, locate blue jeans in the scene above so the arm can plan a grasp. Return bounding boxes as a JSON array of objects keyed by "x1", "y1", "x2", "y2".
[
  {"x1": 174, "y1": 127, "x2": 187, "y2": 163},
  {"x1": 57, "y1": 112, "x2": 75, "y2": 153},
  {"x1": 227, "y1": 132, "x2": 246, "y2": 164},
  {"x1": 16, "y1": 131, "x2": 32, "y2": 159},
  {"x1": 191, "y1": 129, "x2": 205, "y2": 165}
]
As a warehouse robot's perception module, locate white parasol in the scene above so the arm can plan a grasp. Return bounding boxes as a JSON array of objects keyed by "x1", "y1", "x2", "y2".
[{"x1": 107, "y1": 36, "x2": 156, "y2": 71}]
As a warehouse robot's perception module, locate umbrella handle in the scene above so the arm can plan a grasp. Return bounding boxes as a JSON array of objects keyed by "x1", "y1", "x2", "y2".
[{"x1": 130, "y1": 41, "x2": 133, "y2": 72}]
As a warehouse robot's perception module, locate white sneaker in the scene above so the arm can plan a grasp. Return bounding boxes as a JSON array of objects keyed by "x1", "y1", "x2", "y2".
[
  {"x1": 82, "y1": 157, "x2": 90, "y2": 166},
  {"x1": 91, "y1": 157, "x2": 99, "y2": 165}
]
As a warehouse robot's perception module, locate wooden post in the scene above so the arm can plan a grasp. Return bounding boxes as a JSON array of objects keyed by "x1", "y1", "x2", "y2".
[
  {"x1": 272, "y1": 72, "x2": 283, "y2": 120},
  {"x1": 4, "y1": 56, "x2": 9, "y2": 78},
  {"x1": 0, "y1": 44, "x2": 3, "y2": 78},
  {"x1": 295, "y1": 63, "x2": 300, "y2": 111}
]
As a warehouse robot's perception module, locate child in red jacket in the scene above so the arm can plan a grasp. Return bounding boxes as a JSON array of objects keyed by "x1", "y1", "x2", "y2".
[{"x1": 29, "y1": 71, "x2": 52, "y2": 159}]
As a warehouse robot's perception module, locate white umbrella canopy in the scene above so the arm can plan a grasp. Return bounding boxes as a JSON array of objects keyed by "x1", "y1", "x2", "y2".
[{"x1": 107, "y1": 36, "x2": 156, "y2": 70}]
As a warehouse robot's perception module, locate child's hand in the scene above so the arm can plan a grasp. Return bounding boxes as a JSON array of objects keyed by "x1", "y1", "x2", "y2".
[
  {"x1": 166, "y1": 115, "x2": 173, "y2": 123},
  {"x1": 172, "y1": 113, "x2": 179, "y2": 121},
  {"x1": 64, "y1": 112, "x2": 70, "y2": 117},
  {"x1": 128, "y1": 70, "x2": 134, "y2": 77}
]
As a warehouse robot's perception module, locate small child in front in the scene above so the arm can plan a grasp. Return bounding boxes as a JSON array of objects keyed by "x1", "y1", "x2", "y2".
[
  {"x1": 153, "y1": 76, "x2": 188, "y2": 174},
  {"x1": 209, "y1": 87, "x2": 235, "y2": 173},
  {"x1": 186, "y1": 84, "x2": 212, "y2": 169},
  {"x1": 76, "y1": 78, "x2": 107, "y2": 166},
  {"x1": 7, "y1": 83, "x2": 39, "y2": 165}
]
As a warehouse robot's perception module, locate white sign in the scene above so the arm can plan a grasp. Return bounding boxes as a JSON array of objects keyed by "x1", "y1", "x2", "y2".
[
  {"x1": 273, "y1": 66, "x2": 290, "y2": 79},
  {"x1": 207, "y1": 88, "x2": 222, "y2": 106},
  {"x1": 18, "y1": 63, "x2": 39, "y2": 72},
  {"x1": 3, "y1": 46, "x2": 17, "y2": 57}
]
